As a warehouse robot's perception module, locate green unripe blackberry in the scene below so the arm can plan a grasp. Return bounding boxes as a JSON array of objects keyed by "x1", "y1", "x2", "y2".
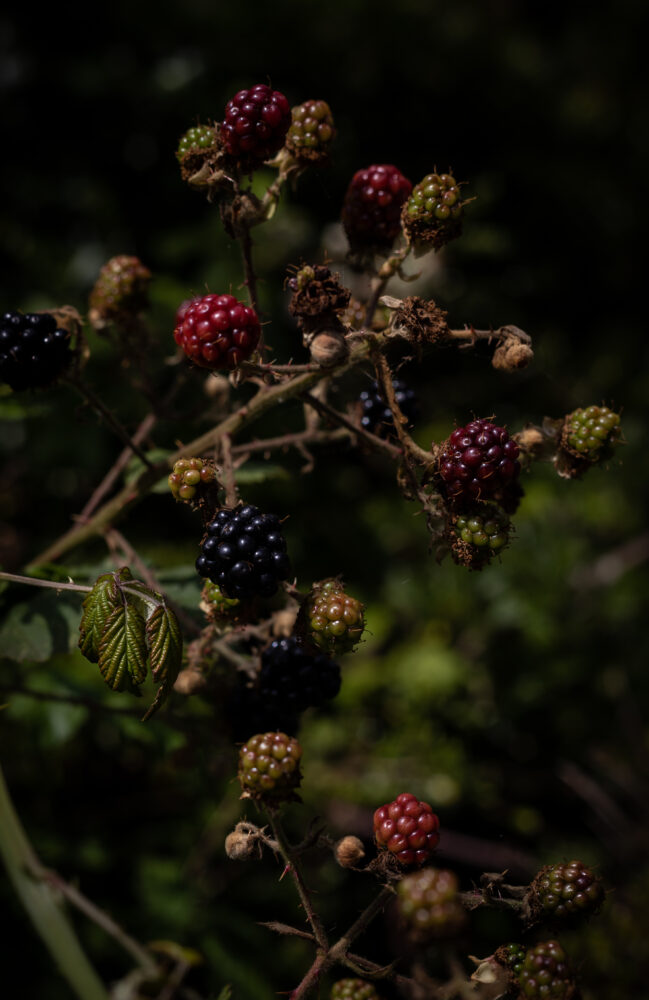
[
  {"x1": 330, "y1": 979, "x2": 380, "y2": 1000},
  {"x1": 517, "y1": 941, "x2": 578, "y2": 999},
  {"x1": 301, "y1": 579, "x2": 365, "y2": 655},
  {"x1": 286, "y1": 100, "x2": 335, "y2": 163},
  {"x1": 200, "y1": 580, "x2": 240, "y2": 621},
  {"x1": 563, "y1": 405, "x2": 621, "y2": 462},
  {"x1": 168, "y1": 457, "x2": 217, "y2": 502},
  {"x1": 88, "y1": 255, "x2": 152, "y2": 328},
  {"x1": 397, "y1": 867, "x2": 467, "y2": 939},
  {"x1": 452, "y1": 505, "x2": 511, "y2": 569},
  {"x1": 238, "y1": 731, "x2": 302, "y2": 802},
  {"x1": 495, "y1": 943, "x2": 527, "y2": 976},
  {"x1": 402, "y1": 172, "x2": 464, "y2": 252},
  {"x1": 529, "y1": 860, "x2": 604, "y2": 922},
  {"x1": 176, "y1": 124, "x2": 217, "y2": 161}
]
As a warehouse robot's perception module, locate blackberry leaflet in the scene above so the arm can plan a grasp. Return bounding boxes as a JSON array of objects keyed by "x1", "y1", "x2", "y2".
[{"x1": 196, "y1": 504, "x2": 291, "y2": 600}]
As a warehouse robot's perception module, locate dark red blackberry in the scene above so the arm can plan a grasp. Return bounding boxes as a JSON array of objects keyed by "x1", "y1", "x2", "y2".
[
  {"x1": 342, "y1": 164, "x2": 412, "y2": 251},
  {"x1": 373, "y1": 792, "x2": 440, "y2": 867},
  {"x1": 529, "y1": 860, "x2": 604, "y2": 922},
  {"x1": 517, "y1": 940, "x2": 578, "y2": 999},
  {"x1": 259, "y1": 637, "x2": 341, "y2": 716},
  {"x1": 196, "y1": 504, "x2": 291, "y2": 600},
  {"x1": 438, "y1": 418, "x2": 521, "y2": 506},
  {"x1": 174, "y1": 293, "x2": 260, "y2": 370},
  {"x1": 0, "y1": 311, "x2": 72, "y2": 391},
  {"x1": 359, "y1": 378, "x2": 419, "y2": 439},
  {"x1": 221, "y1": 84, "x2": 291, "y2": 167}
]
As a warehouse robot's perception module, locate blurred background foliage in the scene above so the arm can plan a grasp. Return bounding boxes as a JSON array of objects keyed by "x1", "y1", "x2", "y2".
[{"x1": 1, "y1": 0, "x2": 648, "y2": 997}]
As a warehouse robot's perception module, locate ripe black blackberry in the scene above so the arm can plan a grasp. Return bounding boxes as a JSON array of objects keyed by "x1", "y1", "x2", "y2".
[
  {"x1": 196, "y1": 504, "x2": 291, "y2": 600},
  {"x1": 0, "y1": 311, "x2": 72, "y2": 391},
  {"x1": 230, "y1": 674, "x2": 299, "y2": 743},
  {"x1": 259, "y1": 637, "x2": 341, "y2": 716},
  {"x1": 359, "y1": 378, "x2": 418, "y2": 439}
]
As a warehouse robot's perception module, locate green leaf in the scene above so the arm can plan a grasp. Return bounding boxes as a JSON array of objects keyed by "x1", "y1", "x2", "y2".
[
  {"x1": 97, "y1": 601, "x2": 148, "y2": 695},
  {"x1": 78, "y1": 572, "x2": 119, "y2": 664},
  {"x1": 142, "y1": 602, "x2": 182, "y2": 722}
]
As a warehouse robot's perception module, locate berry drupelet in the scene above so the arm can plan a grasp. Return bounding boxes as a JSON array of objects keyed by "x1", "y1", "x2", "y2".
[
  {"x1": 286, "y1": 99, "x2": 335, "y2": 162},
  {"x1": 359, "y1": 378, "x2": 419, "y2": 439},
  {"x1": 529, "y1": 860, "x2": 604, "y2": 922},
  {"x1": 174, "y1": 293, "x2": 260, "y2": 370},
  {"x1": 517, "y1": 941, "x2": 578, "y2": 999},
  {"x1": 301, "y1": 579, "x2": 365, "y2": 655},
  {"x1": 259, "y1": 637, "x2": 341, "y2": 717},
  {"x1": 373, "y1": 792, "x2": 440, "y2": 866},
  {"x1": 438, "y1": 418, "x2": 521, "y2": 506},
  {"x1": 342, "y1": 164, "x2": 412, "y2": 251},
  {"x1": 0, "y1": 311, "x2": 72, "y2": 391},
  {"x1": 402, "y1": 172, "x2": 464, "y2": 251},
  {"x1": 221, "y1": 84, "x2": 291, "y2": 167},
  {"x1": 168, "y1": 457, "x2": 216, "y2": 502},
  {"x1": 196, "y1": 504, "x2": 291, "y2": 600},
  {"x1": 563, "y1": 405, "x2": 621, "y2": 462},
  {"x1": 238, "y1": 731, "x2": 302, "y2": 802},
  {"x1": 397, "y1": 867, "x2": 467, "y2": 938},
  {"x1": 176, "y1": 124, "x2": 216, "y2": 161}
]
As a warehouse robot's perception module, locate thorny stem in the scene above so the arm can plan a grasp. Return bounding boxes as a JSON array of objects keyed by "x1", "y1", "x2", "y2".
[
  {"x1": 221, "y1": 433, "x2": 238, "y2": 507},
  {"x1": 266, "y1": 809, "x2": 329, "y2": 951},
  {"x1": 78, "y1": 412, "x2": 157, "y2": 522},
  {"x1": 364, "y1": 245, "x2": 412, "y2": 327},
  {"x1": 63, "y1": 374, "x2": 154, "y2": 469},
  {"x1": 0, "y1": 570, "x2": 91, "y2": 593},
  {"x1": 371, "y1": 348, "x2": 436, "y2": 466},
  {"x1": 230, "y1": 426, "x2": 349, "y2": 458},
  {"x1": 239, "y1": 225, "x2": 261, "y2": 320},
  {"x1": 300, "y1": 391, "x2": 403, "y2": 461}
]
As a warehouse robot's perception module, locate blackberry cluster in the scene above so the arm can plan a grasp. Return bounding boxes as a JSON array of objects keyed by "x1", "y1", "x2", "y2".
[
  {"x1": 89, "y1": 255, "x2": 151, "y2": 326},
  {"x1": 238, "y1": 731, "x2": 302, "y2": 801},
  {"x1": 359, "y1": 378, "x2": 419, "y2": 439},
  {"x1": 174, "y1": 293, "x2": 260, "y2": 370},
  {"x1": 196, "y1": 504, "x2": 291, "y2": 600},
  {"x1": 0, "y1": 311, "x2": 72, "y2": 391},
  {"x1": 221, "y1": 84, "x2": 291, "y2": 166},
  {"x1": 495, "y1": 943, "x2": 527, "y2": 977},
  {"x1": 563, "y1": 405, "x2": 621, "y2": 461},
  {"x1": 302, "y1": 580, "x2": 365, "y2": 655},
  {"x1": 402, "y1": 172, "x2": 464, "y2": 251},
  {"x1": 438, "y1": 419, "x2": 521, "y2": 506},
  {"x1": 168, "y1": 457, "x2": 216, "y2": 502},
  {"x1": 530, "y1": 860, "x2": 604, "y2": 921},
  {"x1": 342, "y1": 164, "x2": 412, "y2": 251},
  {"x1": 397, "y1": 867, "x2": 467, "y2": 938},
  {"x1": 373, "y1": 792, "x2": 440, "y2": 867},
  {"x1": 286, "y1": 99, "x2": 335, "y2": 162},
  {"x1": 517, "y1": 941, "x2": 578, "y2": 999},
  {"x1": 260, "y1": 637, "x2": 341, "y2": 716},
  {"x1": 176, "y1": 124, "x2": 216, "y2": 161},
  {"x1": 331, "y1": 980, "x2": 380, "y2": 1000}
]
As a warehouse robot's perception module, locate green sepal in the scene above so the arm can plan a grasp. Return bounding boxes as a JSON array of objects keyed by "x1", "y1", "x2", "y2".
[
  {"x1": 78, "y1": 572, "x2": 120, "y2": 663},
  {"x1": 97, "y1": 601, "x2": 148, "y2": 695}
]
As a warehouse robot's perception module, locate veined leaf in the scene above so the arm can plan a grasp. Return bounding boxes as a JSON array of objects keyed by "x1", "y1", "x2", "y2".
[
  {"x1": 142, "y1": 602, "x2": 183, "y2": 722},
  {"x1": 78, "y1": 573, "x2": 120, "y2": 664},
  {"x1": 97, "y1": 601, "x2": 148, "y2": 695}
]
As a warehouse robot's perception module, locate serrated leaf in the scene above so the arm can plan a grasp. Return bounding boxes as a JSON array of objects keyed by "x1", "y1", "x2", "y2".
[
  {"x1": 142, "y1": 602, "x2": 182, "y2": 722},
  {"x1": 78, "y1": 572, "x2": 119, "y2": 663},
  {"x1": 97, "y1": 601, "x2": 148, "y2": 695}
]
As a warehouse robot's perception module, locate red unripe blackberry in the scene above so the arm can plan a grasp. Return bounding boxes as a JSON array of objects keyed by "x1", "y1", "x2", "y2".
[
  {"x1": 529, "y1": 860, "x2": 604, "y2": 921},
  {"x1": 260, "y1": 637, "x2": 341, "y2": 716},
  {"x1": 286, "y1": 99, "x2": 335, "y2": 162},
  {"x1": 221, "y1": 84, "x2": 291, "y2": 167},
  {"x1": 517, "y1": 940, "x2": 578, "y2": 999},
  {"x1": 302, "y1": 580, "x2": 365, "y2": 655},
  {"x1": 238, "y1": 731, "x2": 302, "y2": 802},
  {"x1": 403, "y1": 172, "x2": 464, "y2": 251},
  {"x1": 397, "y1": 867, "x2": 467, "y2": 939},
  {"x1": 563, "y1": 405, "x2": 621, "y2": 462},
  {"x1": 330, "y1": 980, "x2": 380, "y2": 1000},
  {"x1": 373, "y1": 792, "x2": 440, "y2": 867},
  {"x1": 438, "y1": 418, "x2": 521, "y2": 506},
  {"x1": 89, "y1": 255, "x2": 152, "y2": 327},
  {"x1": 174, "y1": 293, "x2": 260, "y2": 370},
  {"x1": 168, "y1": 457, "x2": 216, "y2": 502},
  {"x1": 342, "y1": 164, "x2": 412, "y2": 251},
  {"x1": 0, "y1": 311, "x2": 72, "y2": 391},
  {"x1": 196, "y1": 504, "x2": 291, "y2": 600},
  {"x1": 359, "y1": 378, "x2": 419, "y2": 439}
]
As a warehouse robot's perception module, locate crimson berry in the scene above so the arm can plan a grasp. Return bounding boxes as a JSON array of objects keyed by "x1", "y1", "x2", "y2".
[
  {"x1": 221, "y1": 84, "x2": 291, "y2": 166},
  {"x1": 373, "y1": 792, "x2": 440, "y2": 866},
  {"x1": 174, "y1": 293, "x2": 260, "y2": 371},
  {"x1": 438, "y1": 418, "x2": 521, "y2": 506},
  {"x1": 342, "y1": 164, "x2": 412, "y2": 251}
]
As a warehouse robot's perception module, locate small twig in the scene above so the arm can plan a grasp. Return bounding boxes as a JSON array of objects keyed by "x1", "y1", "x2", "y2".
[
  {"x1": 78, "y1": 412, "x2": 157, "y2": 522},
  {"x1": 266, "y1": 808, "x2": 329, "y2": 951},
  {"x1": 239, "y1": 227, "x2": 261, "y2": 321},
  {"x1": 0, "y1": 570, "x2": 91, "y2": 593},
  {"x1": 221, "y1": 434, "x2": 238, "y2": 507},
  {"x1": 258, "y1": 921, "x2": 316, "y2": 942},
  {"x1": 301, "y1": 392, "x2": 403, "y2": 461},
  {"x1": 63, "y1": 374, "x2": 154, "y2": 468},
  {"x1": 371, "y1": 349, "x2": 436, "y2": 465}
]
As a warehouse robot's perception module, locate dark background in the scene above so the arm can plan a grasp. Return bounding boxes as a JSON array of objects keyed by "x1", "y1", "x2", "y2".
[{"x1": 1, "y1": 2, "x2": 649, "y2": 997}]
